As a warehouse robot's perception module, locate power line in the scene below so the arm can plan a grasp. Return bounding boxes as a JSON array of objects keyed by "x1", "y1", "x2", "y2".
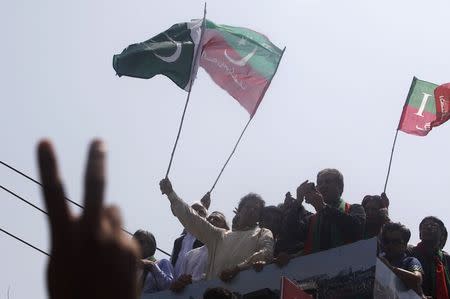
[
  {"x1": 0, "y1": 226, "x2": 49, "y2": 257},
  {"x1": 0, "y1": 160, "x2": 84, "y2": 209},
  {"x1": 1, "y1": 185, "x2": 47, "y2": 215},
  {"x1": 0, "y1": 160, "x2": 171, "y2": 257}
]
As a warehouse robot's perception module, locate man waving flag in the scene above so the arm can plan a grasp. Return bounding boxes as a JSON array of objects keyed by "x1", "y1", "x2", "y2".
[{"x1": 113, "y1": 17, "x2": 284, "y2": 182}]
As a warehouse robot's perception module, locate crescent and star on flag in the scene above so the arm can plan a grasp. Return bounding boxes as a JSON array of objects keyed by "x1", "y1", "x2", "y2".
[{"x1": 152, "y1": 34, "x2": 255, "y2": 67}]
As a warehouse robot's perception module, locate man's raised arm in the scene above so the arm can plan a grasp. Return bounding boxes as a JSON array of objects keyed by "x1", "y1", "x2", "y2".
[{"x1": 159, "y1": 178, "x2": 221, "y2": 247}]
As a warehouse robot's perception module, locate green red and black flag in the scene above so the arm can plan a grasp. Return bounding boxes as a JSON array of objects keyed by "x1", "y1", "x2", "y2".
[
  {"x1": 398, "y1": 77, "x2": 450, "y2": 136},
  {"x1": 200, "y1": 20, "x2": 284, "y2": 116}
]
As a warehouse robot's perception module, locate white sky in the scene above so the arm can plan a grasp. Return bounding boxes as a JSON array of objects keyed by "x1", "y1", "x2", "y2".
[{"x1": 1, "y1": 0, "x2": 450, "y2": 298}]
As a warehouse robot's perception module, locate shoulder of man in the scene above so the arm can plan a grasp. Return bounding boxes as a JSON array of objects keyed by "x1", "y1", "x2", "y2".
[
  {"x1": 402, "y1": 256, "x2": 424, "y2": 273},
  {"x1": 258, "y1": 227, "x2": 274, "y2": 239},
  {"x1": 405, "y1": 244, "x2": 416, "y2": 256},
  {"x1": 157, "y1": 259, "x2": 174, "y2": 272},
  {"x1": 348, "y1": 203, "x2": 365, "y2": 215},
  {"x1": 442, "y1": 250, "x2": 450, "y2": 262}
]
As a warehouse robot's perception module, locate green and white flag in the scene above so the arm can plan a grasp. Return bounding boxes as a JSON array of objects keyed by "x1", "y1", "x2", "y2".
[{"x1": 113, "y1": 20, "x2": 202, "y2": 91}]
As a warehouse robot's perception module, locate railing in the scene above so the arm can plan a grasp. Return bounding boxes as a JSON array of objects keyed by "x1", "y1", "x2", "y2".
[{"x1": 142, "y1": 238, "x2": 420, "y2": 299}]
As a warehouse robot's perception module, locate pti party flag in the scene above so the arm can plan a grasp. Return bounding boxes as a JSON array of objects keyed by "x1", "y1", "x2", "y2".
[
  {"x1": 280, "y1": 277, "x2": 313, "y2": 299},
  {"x1": 432, "y1": 83, "x2": 450, "y2": 128},
  {"x1": 398, "y1": 77, "x2": 439, "y2": 136},
  {"x1": 200, "y1": 20, "x2": 284, "y2": 116},
  {"x1": 113, "y1": 20, "x2": 203, "y2": 91}
]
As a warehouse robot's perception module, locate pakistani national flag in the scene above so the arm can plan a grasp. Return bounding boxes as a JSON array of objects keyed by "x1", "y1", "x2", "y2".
[
  {"x1": 200, "y1": 20, "x2": 284, "y2": 116},
  {"x1": 398, "y1": 77, "x2": 438, "y2": 136},
  {"x1": 113, "y1": 20, "x2": 202, "y2": 91}
]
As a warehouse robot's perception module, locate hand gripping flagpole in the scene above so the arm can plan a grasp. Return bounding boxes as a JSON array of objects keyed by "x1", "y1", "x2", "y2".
[
  {"x1": 165, "y1": 4, "x2": 207, "y2": 178},
  {"x1": 383, "y1": 77, "x2": 416, "y2": 192},
  {"x1": 209, "y1": 47, "x2": 286, "y2": 193}
]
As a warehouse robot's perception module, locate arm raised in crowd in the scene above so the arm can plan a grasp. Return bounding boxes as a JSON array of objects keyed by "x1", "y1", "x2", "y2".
[{"x1": 160, "y1": 178, "x2": 222, "y2": 248}]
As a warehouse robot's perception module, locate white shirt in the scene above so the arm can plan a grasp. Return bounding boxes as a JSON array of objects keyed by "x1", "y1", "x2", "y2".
[
  {"x1": 173, "y1": 232, "x2": 196, "y2": 279},
  {"x1": 179, "y1": 245, "x2": 208, "y2": 281},
  {"x1": 168, "y1": 191, "x2": 274, "y2": 280}
]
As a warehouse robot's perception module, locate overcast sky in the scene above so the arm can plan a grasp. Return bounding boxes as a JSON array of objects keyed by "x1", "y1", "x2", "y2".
[{"x1": 1, "y1": 0, "x2": 450, "y2": 298}]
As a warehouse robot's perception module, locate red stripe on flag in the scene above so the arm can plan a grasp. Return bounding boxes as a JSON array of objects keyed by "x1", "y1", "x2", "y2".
[
  {"x1": 281, "y1": 277, "x2": 313, "y2": 299},
  {"x1": 200, "y1": 30, "x2": 270, "y2": 115},
  {"x1": 398, "y1": 105, "x2": 437, "y2": 136},
  {"x1": 432, "y1": 83, "x2": 450, "y2": 127}
]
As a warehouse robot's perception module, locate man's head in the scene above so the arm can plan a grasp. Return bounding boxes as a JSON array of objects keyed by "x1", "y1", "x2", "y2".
[
  {"x1": 381, "y1": 222, "x2": 410, "y2": 259},
  {"x1": 316, "y1": 168, "x2": 344, "y2": 203},
  {"x1": 362, "y1": 195, "x2": 389, "y2": 223},
  {"x1": 419, "y1": 216, "x2": 448, "y2": 249},
  {"x1": 203, "y1": 287, "x2": 234, "y2": 299},
  {"x1": 191, "y1": 202, "x2": 207, "y2": 218},
  {"x1": 207, "y1": 211, "x2": 230, "y2": 230},
  {"x1": 232, "y1": 193, "x2": 265, "y2": 231},
  {"x1": 260, "y1": 206, "x2": 283, "y2": 238},
  {"x1": 132, "y1": 230, "x2": 156, "y2": 259}
]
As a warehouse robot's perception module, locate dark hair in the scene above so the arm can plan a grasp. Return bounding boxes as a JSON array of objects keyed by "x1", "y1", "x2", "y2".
[
  {"x1": 317, "y1": 168, "x2": 344, "y2": 195},
  {"x1": 203, "y1": 287, "x2": 234, "y2": 299},
  {"x1": 262, "y1": 205, "x2": 283, "y2": 219},
  {"x1": 133, "y1": 230, "x2": 156, "y2": 257},
  {"x1": 420, "y1": 216, "x2": 448, "y2": 249},
  {"x1": 381, "y1": 222, "x2": 411, "y2": 244},
  {"x1": 362, "y1": 195, "x2": 389, "y2": 209},
  {"x1": 238, "y1": 193, "x2": 265, "y2": 212}
]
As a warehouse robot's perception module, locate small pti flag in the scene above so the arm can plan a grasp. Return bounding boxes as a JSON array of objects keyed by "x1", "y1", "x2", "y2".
[
  {"x1": 280, "y1": 277, "x2": 313, "y2": 299},
  {"x1": 398, "y1": 77, "x2": 438, "y2": 136},
  {"x1": 113, "y1": 20, "x2": 203, "y2": 91},
  {"x1": 200, "y1": 20, "x2": 284, "y2": 116}
]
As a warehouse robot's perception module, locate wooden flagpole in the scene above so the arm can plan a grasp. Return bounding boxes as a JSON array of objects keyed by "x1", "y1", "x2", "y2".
[{"x1": 165, "y1": 4, "x2": 207, "y2": 178}]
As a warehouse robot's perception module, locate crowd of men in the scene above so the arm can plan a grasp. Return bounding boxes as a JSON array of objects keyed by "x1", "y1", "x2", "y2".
[
  {"x1": 125, "y1": 168, "x2": 449, "y2": 299},
  {"x1": 37, "y1": 140, "x2": 449, "y2": 299}
]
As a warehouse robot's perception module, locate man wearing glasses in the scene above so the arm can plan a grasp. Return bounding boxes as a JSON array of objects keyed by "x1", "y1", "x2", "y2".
[{"x1": 408, "y1": 217, "x2": 450, "y2": 299}]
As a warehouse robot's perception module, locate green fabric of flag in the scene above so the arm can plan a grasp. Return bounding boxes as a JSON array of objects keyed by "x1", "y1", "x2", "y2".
[
  {"x1": 200, "y1": 20, "x2": 283, "y2": 115},
  {"x1": 113, "y1": 20, "x2": 202, "y2": 91}
]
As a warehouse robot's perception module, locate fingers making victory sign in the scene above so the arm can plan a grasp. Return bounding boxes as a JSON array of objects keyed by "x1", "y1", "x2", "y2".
[{"x1": 38, "y1": 140, "x2": 139, "y2": 299}]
